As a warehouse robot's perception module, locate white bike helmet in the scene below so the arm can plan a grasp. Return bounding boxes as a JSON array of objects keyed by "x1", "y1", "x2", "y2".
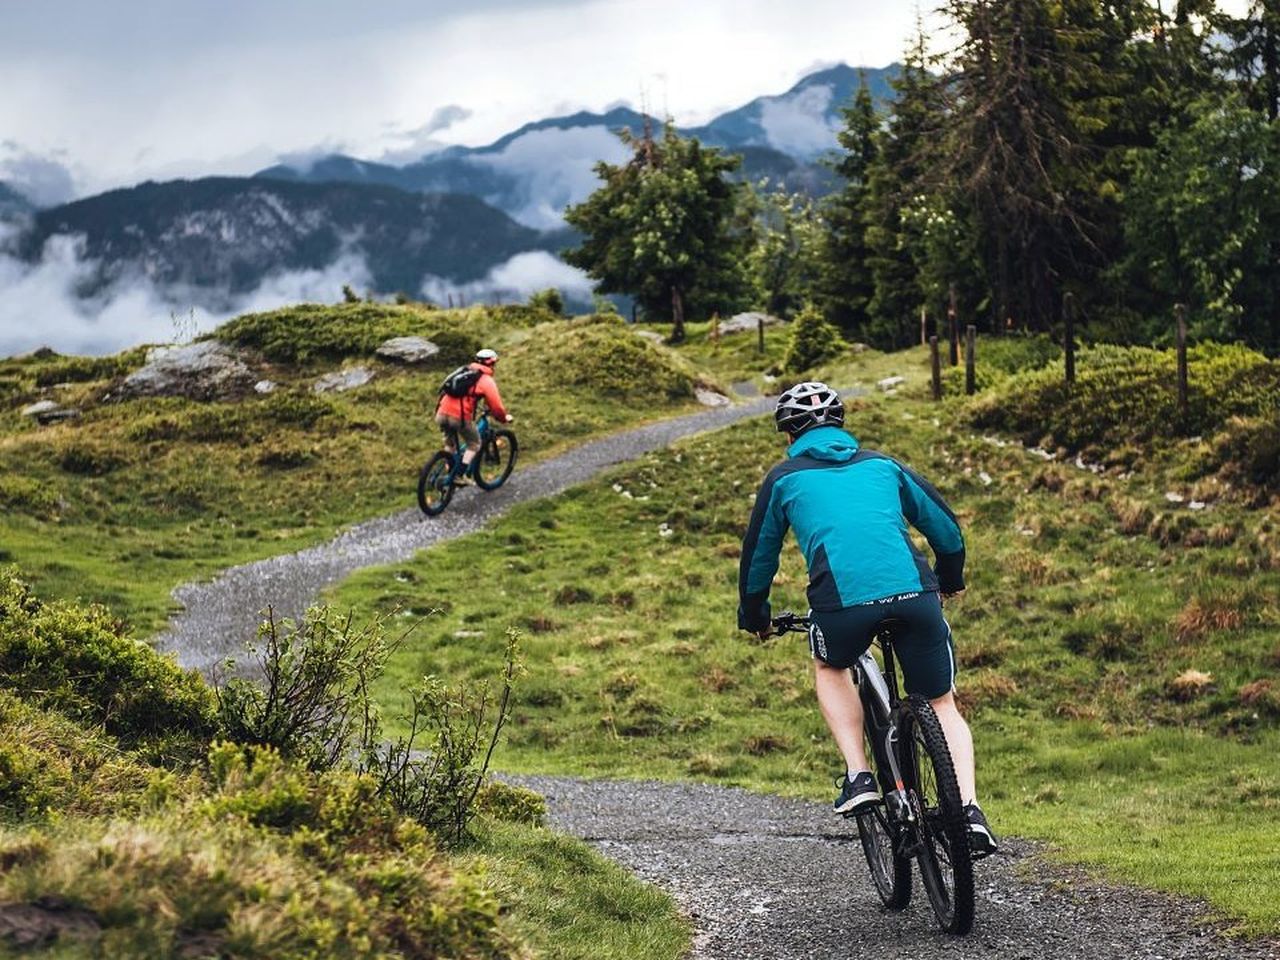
[
  {"x1": 774, "y1": 381, "x2": 844, "y2": 436},
  {"x1": 475, "y1": 348, "x2": 499, "y2": 366}
]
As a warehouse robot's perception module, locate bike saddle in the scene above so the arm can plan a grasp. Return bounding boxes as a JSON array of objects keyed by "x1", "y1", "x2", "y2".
[{"x1": 871, "y1": 617, "x2": 909, "y2": 639}]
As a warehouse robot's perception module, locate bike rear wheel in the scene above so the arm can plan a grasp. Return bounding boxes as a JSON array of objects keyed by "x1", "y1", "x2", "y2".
[
  {"x1": 474, "y1": 430, "x2": 517, "y2": 490},
  {"x1": 855, "y1": 729, "x2": 911, "y2": 909},
  {"x1": 417, "y1": 452, "x2": 456, "y2": 516},
  {"x1": 898, "y1": 696, "x2": 974, "y2": 934}
]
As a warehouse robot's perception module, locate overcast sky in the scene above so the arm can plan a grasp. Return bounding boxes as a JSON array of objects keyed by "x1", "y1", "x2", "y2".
[{"x1": 0, "y1": 0, "x2": 951, "y2": 201}]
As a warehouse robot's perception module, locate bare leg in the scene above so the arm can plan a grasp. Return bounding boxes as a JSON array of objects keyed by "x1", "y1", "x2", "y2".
[
  {"x1": 930, "y1": 691, "x2": 977, "y2": 805},
  {"x1": 814, "y1": 660, "x2": 869, "y2": 774}
]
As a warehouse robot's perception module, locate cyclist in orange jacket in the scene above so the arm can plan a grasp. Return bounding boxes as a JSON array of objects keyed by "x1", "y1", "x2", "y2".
[{"x1": 434, "y1": 348, "x2": 514, "y2": 485}]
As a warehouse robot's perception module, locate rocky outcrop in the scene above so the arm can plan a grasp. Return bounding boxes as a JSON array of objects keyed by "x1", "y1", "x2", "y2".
[
  {"x1": 313, "y1": 367, "x2": 373, "y2": 393},
  {"x1": 19, "y1": 400, "x2": 80, "y2": 425},
  {"x1": 717, "y1": 312, "x2": 785, "y2": 335},
  {"x1": 376, "y1": 337, "x2": 440, "y2": 364},
  {"x1": 118, "y1": 341, "x2": 255, "y2": 401}
]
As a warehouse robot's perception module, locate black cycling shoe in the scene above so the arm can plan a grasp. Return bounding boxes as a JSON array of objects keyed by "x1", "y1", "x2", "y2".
[
  {"x1": 834, "y1": 771, "x2": 880, "y2": 815},
  {"x1": 964, "y1": 803, "x2": 998, "y2": 858}
]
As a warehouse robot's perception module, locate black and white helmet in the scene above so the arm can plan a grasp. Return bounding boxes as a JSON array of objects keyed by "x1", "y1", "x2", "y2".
[{"x1": 774, "y1": 381, "x2": 844, "y2": 436}]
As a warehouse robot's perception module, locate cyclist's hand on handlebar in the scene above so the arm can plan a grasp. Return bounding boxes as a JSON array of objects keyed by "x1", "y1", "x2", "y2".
[
  {"x1": 504, "y1": 414, "x2": 516, "y2": 424},
  {"x1": 941, "y1": 589, "x2": 966, "y2": 603}
]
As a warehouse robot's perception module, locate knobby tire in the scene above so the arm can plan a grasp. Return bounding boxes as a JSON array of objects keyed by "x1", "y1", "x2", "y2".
[
  {"x1": 474, "y1": 430, "x2": 518, "y2": 490},
  {"x1": 856, "y1": 727, "x2": 911, "y2": 909},
  {"x1": 417, "y1": 452, "x2": 456, "y2": 516},
  {"x1": 899, "y1": 696, "x2": 974, "y2": 935}
]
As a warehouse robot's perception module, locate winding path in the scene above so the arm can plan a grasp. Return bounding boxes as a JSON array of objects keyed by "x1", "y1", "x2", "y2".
[{"x1": 155, "y1": 398, "x2": 1278, "y2": 960}]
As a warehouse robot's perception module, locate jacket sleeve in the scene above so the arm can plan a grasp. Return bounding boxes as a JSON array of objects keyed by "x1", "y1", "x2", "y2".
[
  {"x1": 477, "y1": 374, "x2": 508, "y2": 421},
  {"x1": 896, "y1": 461, "x2": 966, "y2": 593},
  {"x1": 738, "y1": 469, "x2": 789, "y2": 631}
]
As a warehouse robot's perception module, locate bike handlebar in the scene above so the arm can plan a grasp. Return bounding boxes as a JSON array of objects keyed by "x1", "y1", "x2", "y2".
[{"x1": 770, "y1": 611, "x2": 811, "y2": 634}]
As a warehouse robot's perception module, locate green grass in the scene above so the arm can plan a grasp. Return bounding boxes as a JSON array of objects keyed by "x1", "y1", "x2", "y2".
[
  {"x1": 328, "y1": 341, "x2": 1280, "y2": 936},
  {"x1": 0, "y1": 307, "x2": 715, "y2": 634}
]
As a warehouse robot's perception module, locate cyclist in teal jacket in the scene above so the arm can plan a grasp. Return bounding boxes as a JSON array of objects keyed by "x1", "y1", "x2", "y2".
[{"x1": 738, "y1": 381, "x2": 996, "y2": 854}]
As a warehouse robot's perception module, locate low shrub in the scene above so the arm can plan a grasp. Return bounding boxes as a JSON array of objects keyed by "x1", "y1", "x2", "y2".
[
  {"x1": 968, "y1": 342, "x2": 1279, "y2": 453},
  {"x1": 32, "y1": 347, "x2": 148, "y2": 387},
  {"x1": 475, "y1": 781, "x2": 547, "y2": 826},
  {"x1": 783, "y1": 303, "x2": 845, "y2": 373},
  {"x1": 0, "y1": 569, "x2": 216, "y2": 753},
  {"x1": 0, "y1": 476, "x2": 60, "y2": 519}
]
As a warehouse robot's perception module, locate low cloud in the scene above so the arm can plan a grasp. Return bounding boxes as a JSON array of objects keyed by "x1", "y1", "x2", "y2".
[
  {"x1": 472, "y1": 124, "x2": 632, "y2": 229},
  {"x1": 420, "y1": 250, "x2": 592, "y2": 306},
  {"x1": 0, "y1": 142, "x2": 78, "y2": 207},
  {"x1": 0, "y1": 226, "x2": 373, "y2": 357},
  {"x1": 759, "y1": 84, "x2": 838, "y2": 158}
]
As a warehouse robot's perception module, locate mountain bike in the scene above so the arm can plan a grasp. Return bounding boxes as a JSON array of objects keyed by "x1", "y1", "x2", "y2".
[
  {"x1": 417, "y1": 411, "x2": 518, "y2": 516},
  {"x1": 772, "y1": 612, "x2": 975, "y2": 934}
]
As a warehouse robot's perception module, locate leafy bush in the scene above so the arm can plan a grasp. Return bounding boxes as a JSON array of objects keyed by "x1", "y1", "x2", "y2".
[
  {"x1": 0, "y1": 568, "x2": 216, "y2": 753},
  {"x1": 783, "y1": 303, "x2": 845, "y2": 373},
  {"x1": 1212, "y1": 416, "x2": 1280, "y2": 502},
  {"x1": 942, "y1": 333, "x2": 1062, "y2": 393},
  {"x1": 215, "y1": 607, "x2": 395, "y2": 772},
  {"x1": 968, "y1": 342, "x2": 1279, "y2": 453},
  {"x1": 476, "y1": 781, "x2": 547, "y2": 826},
  {"x1": 0, "y1": 745, "x2": 517, "y2": 959},
  {"x1": 527, "y1": 287, "x2": 565, "y2": 316},
  {"x1": 212, "y1": 302, "x2": 480, "y2": 366}
]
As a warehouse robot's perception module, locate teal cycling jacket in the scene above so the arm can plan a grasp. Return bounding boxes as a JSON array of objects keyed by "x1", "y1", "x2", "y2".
[{"x1": 737, "y1": 425, "x2": 965, "y2": 632}]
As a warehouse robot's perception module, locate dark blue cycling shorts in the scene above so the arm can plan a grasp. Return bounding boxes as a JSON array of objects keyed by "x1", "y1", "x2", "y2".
[{"x1": 807, "y1": 591, "x2": 956, "y2": 699}]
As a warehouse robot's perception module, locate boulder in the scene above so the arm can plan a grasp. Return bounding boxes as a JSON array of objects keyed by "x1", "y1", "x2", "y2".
[
  {"x1": 376, "y1": 336, "x2": 441, "y2": 364},
  {"x1": 695, "y1": 388, "x2": 731, "y2": 407},
  {"x1": 254, "y1": 380, "x2": 277, "y2": 394},
  {"x1": 18, "y1": 400, "x2": 80, "y2": 426},
  {"x1": 718, "y1": 312, "x2": 785, "y2": 335},
  {"x1": 313, "y1": 367, "x2": 373, "y2": 394},
  {"x1": 877, "y1": 376, "x2": 906, "y2": 392},
  {"x1": 119, "y1": 341, "x2": 255, "y2": 401},
  {"x1": 633, "y1": 329, "x2": 666, "y2": 343}
]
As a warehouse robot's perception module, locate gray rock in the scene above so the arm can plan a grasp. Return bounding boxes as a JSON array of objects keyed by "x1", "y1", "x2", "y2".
[
  {"x1": 313, "y1": 367, "x2": 373, "y2": 394},
  {"x1": 876, "y1": 375, "x2": 906, "y2": 392},
  {"x1": 695, "y1": 388, "x2": 732, "y2": 407},
  {"x1": 376, "y1": 336, "x2": 440, "y2": 364},
  {"x1": 253, "y1": 380, "x2": 277, "y2": 394},
  {"x1": 119, "y1": 341, "x2": 255, "y2": 401},
  {"x1": 633, "y1": 329, "x2": 666, "y2": 343},
  {"x1": 20, "y1": 400, "x2": 60, "y2": 418},
  {"x1": 718, "y1": 312, "x2": 785, "y2": 335}
]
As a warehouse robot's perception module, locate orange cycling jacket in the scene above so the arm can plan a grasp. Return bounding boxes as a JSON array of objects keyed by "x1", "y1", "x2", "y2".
[{"x1": 435, "y1": 362, "x2": 509, "y2": 422}]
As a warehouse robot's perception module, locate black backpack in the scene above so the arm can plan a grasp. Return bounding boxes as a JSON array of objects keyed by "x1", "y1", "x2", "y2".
[{"x1": 439, "y1": 365, "x2": 483, "y2": 399}]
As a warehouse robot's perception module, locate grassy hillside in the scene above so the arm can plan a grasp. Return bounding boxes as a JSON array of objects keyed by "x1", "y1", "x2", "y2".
[
  {"x1": 0, "y1": 303, "x2": 716, "y2": 633},
  {"x1": 0, "y1": 567, "x2": 688, "y2": 959},
  {"x1": 328, "y1": 336, "x2": 1280, "y2": 935}
]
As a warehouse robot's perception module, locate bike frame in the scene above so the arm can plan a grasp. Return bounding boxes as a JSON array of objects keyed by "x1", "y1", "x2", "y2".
[
  {"x1": 442, "y1": 413, "x2": 493, "y2": 481},
  {"x1": 855, "y1": 633, "x2": 920, "y2": 839}
]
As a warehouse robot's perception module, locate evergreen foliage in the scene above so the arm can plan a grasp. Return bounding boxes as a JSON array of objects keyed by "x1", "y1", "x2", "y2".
[
  {"x1": 782, "y1": 303, "x2": 847, "y2": 373},
  {"x1": 564, "y1": 123, "x2": 751, "y2": 341}
]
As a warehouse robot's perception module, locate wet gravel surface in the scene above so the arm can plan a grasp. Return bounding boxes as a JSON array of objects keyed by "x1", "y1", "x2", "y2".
[
  {"x1": 155, "y1": 398, "x2": 772, "y2": 671},
  {"x1": 510, "y1": 776, "x2": 1279, "y2": 960}
]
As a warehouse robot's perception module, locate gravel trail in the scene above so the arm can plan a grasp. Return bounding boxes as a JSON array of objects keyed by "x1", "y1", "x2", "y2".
[
  {"x1": 155, "y1": 397, "x2": 771, "y2": 671},
  {"x1": 512, "y1": 776, "x2": 1278, "y2": 960},
  {"x1": 154, "y1": 396, "x2": 1277, "y2": 959}
]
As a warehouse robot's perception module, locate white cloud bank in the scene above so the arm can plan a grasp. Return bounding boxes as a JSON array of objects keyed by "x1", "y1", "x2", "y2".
[
  {"x1": 0, "y1": 228, "x2": 374, "y2": 357},
  {"x1": 0, "y1": 229, "x2": 590, "y2": 357},
  {"x1": 420, "y1": 251, "x2": 593, "y2": 306}
]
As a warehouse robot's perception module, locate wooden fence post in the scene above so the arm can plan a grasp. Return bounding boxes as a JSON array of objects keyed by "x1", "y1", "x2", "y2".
[
  {"x1": 757, "y1": 316, "x2": 765, "y2": 355},
  {"x1": 1063, "y1": 291, "x2": 1076, "y2": 385},
  {"x1": 948, "y1": 285, "x2": 959, "y2": 367},
  {"x1": 930, "y1": 336, "x2": 942, "y2": 401},
  {"x1": 1175, "y1": 303, "x2": 1188, "y2": 420},
  {"x1": 920, "y1": 306, "x2": 927, "y2": 346},
  {"x1": 965, "y1": 325, "x2": 977, "y2": 395}
]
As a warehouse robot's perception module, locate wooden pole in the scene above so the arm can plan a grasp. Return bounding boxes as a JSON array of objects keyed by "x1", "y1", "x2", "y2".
[
  {"x1": 930, "y1": 335, "x2": 942, "y2": 401},
  {"x1": 948, "y1": 284, "x2": 959, "y2": 366},
  {"x1": 965, "y1": 324, "x2": 977, "y2": 395},
  {"x1": 1175, "y1": 303, "x2": 1188, "y2": 421},
  {"x1": 920, "y1": 306, "x2": 927, "y2": 346},
  {"x1": 1063, "y1": 291, "x2": 1076, "y2": 385},
  {"x1": 757, "y1": 316, "x2": 765, "y2": 355}
]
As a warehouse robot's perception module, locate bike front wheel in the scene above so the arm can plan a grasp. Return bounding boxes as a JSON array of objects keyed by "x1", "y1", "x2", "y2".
[
  {"x1": 417, "y1": 452, "x2": 456, "y2": 516},
  {"x1": 473, "y1": 430, "x2": 518, "y2": 490},
  {"x1": 898, "y1": 696, "x2": 974, "y2": 935}
]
